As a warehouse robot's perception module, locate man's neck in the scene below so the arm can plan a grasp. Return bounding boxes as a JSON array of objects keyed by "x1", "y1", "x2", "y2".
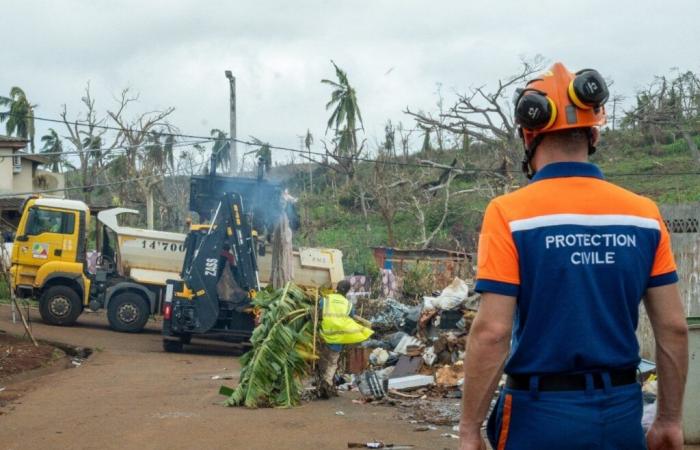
[{"x1": 532, "y1": 149, "x2": 588, "y2": 172}]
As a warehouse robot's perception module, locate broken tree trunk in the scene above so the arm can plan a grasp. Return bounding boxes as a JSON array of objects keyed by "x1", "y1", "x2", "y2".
[{"x1": 270, "y1": 211, "x2": 293, "y2": 289}]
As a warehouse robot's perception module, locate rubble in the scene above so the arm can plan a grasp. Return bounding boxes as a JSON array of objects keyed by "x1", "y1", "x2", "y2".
[
  {"x1": 388, "y1": 375, "x2": 435, "y2": 390},
  {"x1": 435, "y1": 362, "x2": 463, "y2": 387},
  {"x1": 309, "y1": 276, "x2": 475, "y2": 427}
]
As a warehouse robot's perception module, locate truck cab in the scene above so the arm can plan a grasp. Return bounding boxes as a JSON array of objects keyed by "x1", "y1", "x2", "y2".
[{"x1": 11, "y1": 198, "x2": 91, "y2": 325}]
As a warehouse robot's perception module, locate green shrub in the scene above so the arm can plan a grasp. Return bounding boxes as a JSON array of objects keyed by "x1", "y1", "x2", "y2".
[{"x1": 401, "y1": 261, "x2": 435, "y2": 303}]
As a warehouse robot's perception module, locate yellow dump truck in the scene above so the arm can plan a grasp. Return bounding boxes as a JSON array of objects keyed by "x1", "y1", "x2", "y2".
[
  {"x1": 10, "y1": 197, "x2": 187, "y2": 332},
  {"x1": 9, "y1": 197, "x2": 345, "y2": 333}
]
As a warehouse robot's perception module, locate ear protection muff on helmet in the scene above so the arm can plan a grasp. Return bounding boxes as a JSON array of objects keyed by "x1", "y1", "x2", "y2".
[
  {"x1": 513, "y1": 88, "x2": 558, "y2": 130},
  {"x1": 568, "y1": 69, "x2": 609, "y2": 110},
  {"x1": 514, "y1": 63, "x2": 608, "y2": 180}
]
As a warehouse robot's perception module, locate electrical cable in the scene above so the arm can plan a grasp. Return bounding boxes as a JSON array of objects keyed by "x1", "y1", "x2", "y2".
[
  {"x1": 3, "y1": 112, "x2": 699, "y2": 178},
  {"x1": 0, "y1": 157, "x2": 210, "y2": 198}
]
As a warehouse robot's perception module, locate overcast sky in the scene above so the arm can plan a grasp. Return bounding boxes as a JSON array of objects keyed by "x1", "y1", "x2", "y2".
[{"x1": 2, "y1": 0, "x2": 699, "y2": 166}]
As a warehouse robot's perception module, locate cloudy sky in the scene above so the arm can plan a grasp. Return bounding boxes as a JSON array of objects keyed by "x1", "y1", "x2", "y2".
[{"x1": 2, "y1": 0, "x2": 699, "y2": 166}]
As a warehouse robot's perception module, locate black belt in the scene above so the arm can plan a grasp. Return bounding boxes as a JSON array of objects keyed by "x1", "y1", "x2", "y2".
[{"x1": 506, "y1": 369, "x2": 638, "y2": 392}]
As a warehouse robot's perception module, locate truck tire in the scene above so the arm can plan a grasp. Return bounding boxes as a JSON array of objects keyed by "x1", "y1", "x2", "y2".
[
  {"x1": 162, "y1": 339, "x2": 184, "y2": 353},
  {"x1": 107, "y1": 292, "x2": 150, "y2": 333},
  {"x1": 39, "y1": 285, "x2": 83, "y2": 326}
]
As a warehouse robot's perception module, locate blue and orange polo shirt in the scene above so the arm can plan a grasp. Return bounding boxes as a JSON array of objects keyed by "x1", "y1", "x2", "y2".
[{"x1": 475, "y1": 162, "x2": 677, "y2": 375}]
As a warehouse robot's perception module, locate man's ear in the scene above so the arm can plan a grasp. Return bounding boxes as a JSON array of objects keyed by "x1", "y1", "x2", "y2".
[{"x1": 591, "y1": 127, "x2": 601, "y2": 146}]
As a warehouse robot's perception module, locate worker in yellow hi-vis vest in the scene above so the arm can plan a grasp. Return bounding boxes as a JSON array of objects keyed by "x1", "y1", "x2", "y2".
[{"x1": 317, "y1": 279, "x2": 373, "y2": 399}]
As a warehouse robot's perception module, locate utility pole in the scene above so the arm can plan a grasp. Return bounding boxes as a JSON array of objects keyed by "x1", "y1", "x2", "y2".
[{"x1": 225, "y1": 70, "x2": 238, "y2": 174}]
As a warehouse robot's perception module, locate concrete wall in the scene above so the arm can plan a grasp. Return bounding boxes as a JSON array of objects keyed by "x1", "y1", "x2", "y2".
[
  {"x1": 34, "y1": 169, "x2": 65, "y2": 197},
  {"x1": 638, "y1": 203, "x2": 700, "y2": 360},
  {"x1": 0, "y1": 147, "x2": 64, "y2": 197},
  {"x1": 0, "y1": 148, "x2": 15, "y2": 193},
  {"x1": 13, "y1": 158, "x2": 35, "y2": 193}
]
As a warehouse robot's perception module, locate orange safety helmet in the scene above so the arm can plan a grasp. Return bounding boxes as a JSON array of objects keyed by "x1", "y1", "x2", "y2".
[{"x1": 514, "y1": 62, "x2": 608, "y2": 177}]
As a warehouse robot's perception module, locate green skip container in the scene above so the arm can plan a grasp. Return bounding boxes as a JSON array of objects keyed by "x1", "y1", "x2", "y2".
[{"x1": 685, "y1": 317, "x2": 700, "y2": 444}]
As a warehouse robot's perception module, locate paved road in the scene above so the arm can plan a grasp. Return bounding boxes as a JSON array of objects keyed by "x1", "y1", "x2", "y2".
[{"x1": 0, "y1": 305, "x2": 457, "y2": 450}]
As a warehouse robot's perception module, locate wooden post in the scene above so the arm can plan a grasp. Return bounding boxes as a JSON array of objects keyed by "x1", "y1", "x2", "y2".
[{"x1": 312, "y1": 288, "x2": 319, "y2": 370}]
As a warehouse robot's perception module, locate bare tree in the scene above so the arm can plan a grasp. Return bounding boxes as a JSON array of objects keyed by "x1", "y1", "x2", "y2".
[
  {"x1": 59, "y1": 83, "x2": 123, "y2": 203},
  {"x1": 108, "y1": 89, "x2": 176, "y2": 228},
  {"x1": 622, "y1": 70, "x2": 700, "y2": 163},
  {"x1": 405, "y1": 56, "x2": 546, "y2": 171},
  {"x1": 396, "y1": 122, "x2": 415, "y2": 161}
]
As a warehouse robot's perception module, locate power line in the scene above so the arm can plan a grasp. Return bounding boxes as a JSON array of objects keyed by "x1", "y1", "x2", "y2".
[
  {"x1": 0, "y1": 159, "x2": 209, "y2": 198},
  {"x1": 6, "y1": 112, "x2": 700, "y2": 178},
  {"x1": 33, "y1": 138, "x2": 216, "y2": 157},
  {"x1": 15, "y1": 113, "x2": 215, "y2": 141}
]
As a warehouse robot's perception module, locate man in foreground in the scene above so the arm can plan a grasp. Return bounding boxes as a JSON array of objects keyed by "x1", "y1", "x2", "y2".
[{"x1": 459, "y1": 62, "x2": 689, "y2": 450}]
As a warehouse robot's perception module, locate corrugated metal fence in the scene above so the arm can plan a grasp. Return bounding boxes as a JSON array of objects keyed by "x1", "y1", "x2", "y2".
[{"x1": 638, "y1": 203, "x2": 700, "y2": 360}]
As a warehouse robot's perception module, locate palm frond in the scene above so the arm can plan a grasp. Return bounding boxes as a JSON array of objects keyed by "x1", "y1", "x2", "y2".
[{"x1": 224, "y1": 283, "x2": 316, "y2": 409}]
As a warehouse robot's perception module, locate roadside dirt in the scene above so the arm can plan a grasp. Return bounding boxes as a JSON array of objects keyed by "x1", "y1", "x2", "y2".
[
  {"x1": 0, "y1": 305, "x2": 459, "y2": 450},
  {"x1": 0, "y1": 333, "x2": 63, "y2": 378}
]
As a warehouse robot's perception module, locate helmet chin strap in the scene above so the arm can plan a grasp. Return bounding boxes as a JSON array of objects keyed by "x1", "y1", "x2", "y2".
[
  {"x1": 586, "y1": 128, "x2": 597, "y2": 156},
  {"x1": 521, "y1": 134, "x2": 543, "y2": 180}
]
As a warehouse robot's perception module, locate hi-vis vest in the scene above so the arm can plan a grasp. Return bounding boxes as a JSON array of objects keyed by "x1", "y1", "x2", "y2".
[{"x1": 320, "y1": 293, "x2": 373, "y2": 345}]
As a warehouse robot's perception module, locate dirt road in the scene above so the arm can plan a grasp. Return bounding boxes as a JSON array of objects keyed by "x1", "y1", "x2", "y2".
[{"x1": 0, "y1": 305, "x2": 458, "y2": 450}]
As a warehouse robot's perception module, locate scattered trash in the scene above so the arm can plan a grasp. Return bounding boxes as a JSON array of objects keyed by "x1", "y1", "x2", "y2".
[
  {"x1": 335, "y1": 410, "x2": 346, "y2": 416},
  {"x1": 413, "y1": 425, "x2": 437, "y2": 432},
  {"x1": 152, "y1": 411, "x2": 198, "y2": 419},
  {"x1": 357, "y1": 370, "x2": 388, "y2": 400},
  {"x1": 347, "y1": 442, "x2": 414, "y2": 449},
  {"x1": 71, "y1": 359, "x2": 82, "y2": 367},
  {"x1": 369, "y1": 348, "x2": 390, "y2": 366},
  {"x1": 393, "y1": 335, "x2": 423, "y2": 355},
  {"x1": 389, "y1": 355, "x2": 423, "y2": 379},
  {"x1": 0, "y1": 386, "x2": 5, "y2": 392},
  {"x1": 422, "y1": 278, "x2": 469, "y2": 311},
  {"x1": 422, "y1": 347, "x2": 437, "y2": 367},
  {"x1": 440, "y1": 433, "x2": 459, "y2": 439},
  {"x1": 435, "y1": 362, "x2": 463, "y2": 387},
  {"x1": 638, "y1": 359, "x2": 656, "y2": 376},
  {"x1": 642, "y1": 401, "x2": 657, "y2": 432},
  {"x1": 346, "y1": 347, "x2": 373, "y2": 374},
  {"x1": 388, "y1": 375, "x2": 435, "y2": 390},
  {"x1": 211, "y1": 374, "x2": 233, "y2": 380},
  {"x1": 369, "y1": 299, "x2": 413, "y2": 331}
]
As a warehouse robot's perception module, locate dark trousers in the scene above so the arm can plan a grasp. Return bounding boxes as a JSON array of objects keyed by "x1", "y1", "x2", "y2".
[{"x1": 487, "y1": 375, "x2": 646, "y2": 450}]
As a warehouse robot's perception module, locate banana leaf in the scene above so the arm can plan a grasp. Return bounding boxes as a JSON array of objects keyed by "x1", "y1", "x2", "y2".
[{"x1": 224, "y1": 282, "x2": 317, "y2": 408}]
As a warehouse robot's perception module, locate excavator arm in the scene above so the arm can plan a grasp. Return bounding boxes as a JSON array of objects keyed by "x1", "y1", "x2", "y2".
[{"x1": 167, "y1": 192, "x2": 259, "y2": 335}]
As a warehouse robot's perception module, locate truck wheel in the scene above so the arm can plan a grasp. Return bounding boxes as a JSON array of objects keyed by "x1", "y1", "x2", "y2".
[
  {"x1": 107, "y1": 293, "x2": 150, "y2": 333},
  {"x1": 39, "y1": 286, "x2": 83, "y2": 326},
  {"x1": 163, "y1": 339, "x2": 184, "y2": 353}
]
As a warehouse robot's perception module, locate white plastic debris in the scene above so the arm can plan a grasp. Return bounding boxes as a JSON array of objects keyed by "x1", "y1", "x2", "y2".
[
  {"x1": 387, "y1": 375, "x2": 435, "y2": 390},
  {"x1": 369, "y1": 348, "x2": 390, "y2": 366},
  {"x1": 394, "y1": 335, "x2": 423, "y2": 355},
  {"x1": 211, "y1": 374, "x2": 233, "y2": 380},
  {"x1": 423, "y1": 277, "x2": 470, "y2": 311},
  {"x1": 422, "y1": 346, "x2": 437, "y2": 367},
  {"x1": 335, "y1": 411, "x2": 345, "y2": 416},
  {"x1": 441, "y1": 433, "x2": 459, "y2": 439},
  {"x1": 642, "y1": 401, "x2": 657, "y2": 432}
]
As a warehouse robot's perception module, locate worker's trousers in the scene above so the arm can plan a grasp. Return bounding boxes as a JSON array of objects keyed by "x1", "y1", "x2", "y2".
[{"x1": 486, "y1": 377, "x2": 646, "y2": 450}]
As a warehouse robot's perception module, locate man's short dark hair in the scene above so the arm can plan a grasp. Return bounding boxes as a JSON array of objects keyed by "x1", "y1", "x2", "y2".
[{"x1": 336, "y1": 279, "x2": 351, "y2": 295}]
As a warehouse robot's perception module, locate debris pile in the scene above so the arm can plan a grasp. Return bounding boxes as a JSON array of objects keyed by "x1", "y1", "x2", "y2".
[{"x1": 343, "y1": 277, "x2": 478, "y2": 426}]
